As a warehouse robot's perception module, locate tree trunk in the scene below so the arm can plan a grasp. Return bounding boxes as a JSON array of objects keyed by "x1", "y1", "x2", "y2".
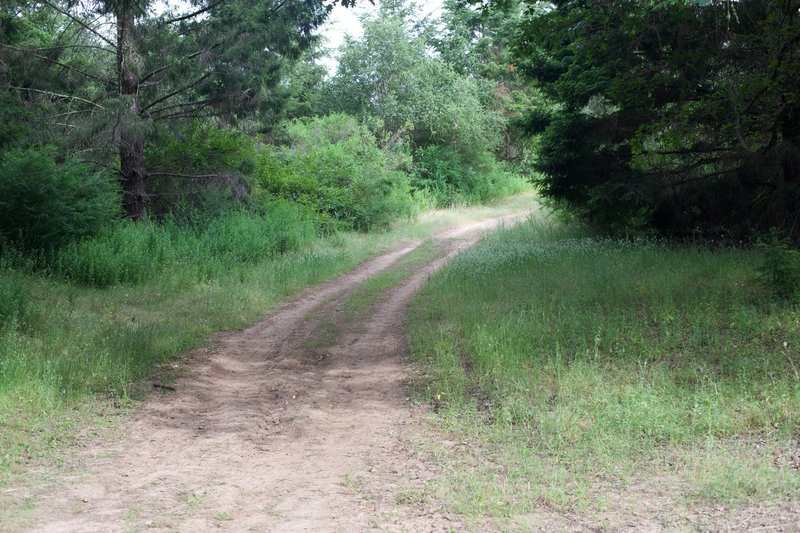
[{"x1": 117, "y1": 10, "x2": 148, "y2": 219}]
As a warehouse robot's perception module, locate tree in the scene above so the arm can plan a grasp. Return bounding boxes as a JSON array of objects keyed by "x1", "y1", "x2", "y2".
[
  {"x1": 435, "y1": 0, "x2": 542, "y2": 162},
  {"x1": 506, "y1": 0, "x2": 800, "y2": 238},
  {"x1": 325, "y1": 2, "x2": 504, "y2": 159},
  {"x1": 1, "y1": 0, "x2": 359, "y2": 218}
]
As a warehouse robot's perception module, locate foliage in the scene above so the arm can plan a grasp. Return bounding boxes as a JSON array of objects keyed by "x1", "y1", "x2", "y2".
[
  {"x1": 413, "y1": 145, "x2": 528, "y2": 205},
  {"x1": 143, "y1": 122, "x2": 257, "y2": 215},
  {"x1": 757, "y1": 230, "x2": 800, "y2": 300},
  {"x1": 325, "y1": 5, "x2": 505, "y2": 163},
  {"x1": 0, "y1": 0, "x2": 345, "y2": 217},
  {"x1": 0, "y1": 147, "x2": 120, "y2": 251},
  {"x1": 435, "y1": 0, "x2": 541, "y2": 162},
  {"x1": 257, "y1": 114, "x2": 418, "y2": 231},
  {"x1": 409, "y1": 218, "x2": 800, "y2": 509},
  {"x1": 509, "y1": 0, "x2": 800, "y2": 238}
]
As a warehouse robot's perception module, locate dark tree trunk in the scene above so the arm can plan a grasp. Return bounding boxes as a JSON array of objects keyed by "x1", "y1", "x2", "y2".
[{"x1": 117, "y1": 10, "x2": 148, "y2": 219}]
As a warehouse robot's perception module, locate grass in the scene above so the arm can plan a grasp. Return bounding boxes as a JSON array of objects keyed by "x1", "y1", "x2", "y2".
[
  {"x1": 343, "y1": 241, "x2": 441, "y2": 319},
  {"x1": 0, "y1": 194, "x2": 533, "y2": 486},
  {"x1": 408, "y1": 216, "x2": 800, "y2": 521}
]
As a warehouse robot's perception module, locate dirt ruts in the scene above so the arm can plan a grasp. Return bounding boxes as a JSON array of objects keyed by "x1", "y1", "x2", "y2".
[{"x1": 13, "y1": 212, "x2": 527, "y2": 533}]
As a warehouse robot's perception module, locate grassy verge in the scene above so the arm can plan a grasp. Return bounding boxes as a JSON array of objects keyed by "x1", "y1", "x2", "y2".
[
  {"x1": 0, "y1": 195, "x2": 532, "y2": 485},
  {"x1": 408, "y1": 217, "x2": 800, "y2": 523}
]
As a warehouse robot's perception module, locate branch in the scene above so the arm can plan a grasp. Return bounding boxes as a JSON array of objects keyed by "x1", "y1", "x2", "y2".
[
  {"x1": 152, "y1": 109, "x2": 220, "y2": 122},
  {"x1": 4, "y1": 86, "x2": 105, "y2": 109},
  {"x1": 41, "y1": 0, "x2": 116, "y2": 48},
  {"x1": 148, "y1": 98, "x2": 218, "y2": 116},
  {"x1": 139, "y1": 72, "x2": 213, "y2": 114},
  {"x1": 160, "y1": 0, "x2": 226, "y2": 26},
  {"x1": 78, "y1": 159, "x2": 121, "y2": 173},
  {"x1": 139, "y1": 46, "x2": 213, "y2": 84},
  {"x1": 22, "y1": 44, "x2": 114, "y2": 54},
  {"x1": 0, "y1": 44, "x2": 113, "y2": 84},
  {"x1": 149, "y1": 172, "x2": 226, "y2": 179}
]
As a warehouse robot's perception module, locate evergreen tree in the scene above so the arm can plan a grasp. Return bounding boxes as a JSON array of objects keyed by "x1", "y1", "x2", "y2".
[{"x1": 1, "y1": 0, "x2": 356, "y2": 218}]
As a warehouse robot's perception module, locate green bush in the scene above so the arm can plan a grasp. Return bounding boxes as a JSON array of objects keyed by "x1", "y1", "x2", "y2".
[
  {"x1": 757, "y1": 230, "x2": 800, "y2": 300},
  {"x1": 257, "y1": 114, "x2": 418, "y2": 231},
  {"x1": 0, "y1": 147, "x2": 120, "y2": 251},
  {"x1": 413, "y1": 145, "x2": 528, "y2": 206},
  {"x1": 145, "y1": 123, "x2": 256, "y2": 216}
]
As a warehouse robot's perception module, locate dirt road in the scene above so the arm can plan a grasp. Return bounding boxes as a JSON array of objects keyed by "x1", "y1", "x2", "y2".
[{"x1": 14, "y1": 212, "x2": 527, "y2": 532}]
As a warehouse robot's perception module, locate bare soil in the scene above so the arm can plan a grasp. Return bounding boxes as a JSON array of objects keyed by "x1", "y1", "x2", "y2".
[{"x1": 7, "y1": 213, "x2": 524, "y2": 533}]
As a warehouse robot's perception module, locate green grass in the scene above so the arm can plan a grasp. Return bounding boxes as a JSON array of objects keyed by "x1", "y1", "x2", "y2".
[
  {"x1": 343, "y1": 241, "x2": 441, "y2": 319},
  {"x1": 0, "y1": 194, "x2": 533, "y2": 486},
  {"x1": 408, "y1": 217, "x2": 800, "y2": 519}
]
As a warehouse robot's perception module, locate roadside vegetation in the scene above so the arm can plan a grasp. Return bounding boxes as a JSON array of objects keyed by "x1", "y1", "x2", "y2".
[{"x1": 409, "y1": 216, "x2": 800, "y2": 521}]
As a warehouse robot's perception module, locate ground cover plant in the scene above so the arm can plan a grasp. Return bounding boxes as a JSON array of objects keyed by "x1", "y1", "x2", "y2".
[{"x1": 409, "y1": 217, "x2": 800, "y2": 522}]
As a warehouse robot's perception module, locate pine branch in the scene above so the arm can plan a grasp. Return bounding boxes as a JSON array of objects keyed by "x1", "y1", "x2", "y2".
[
  {"x1": 149, "y1": 172, "x2": 226, "y2": 179},
  {"x1": 139, "y1": 72, "x2": 214, "y2": 114},
  {"x1": 21, "y1": 44, "x2": 114, "y2": 54},
  {"x1": 4, "y1": 86, "x2": 105, "y2": 109},
  {"x1": 148, "y1": 98, "x2": 218, "y2": 116},
  {"x1": 40, "y1": 0, "x2": 116, "y2": 48},
  {"x1": 160, "y1": 0, "x2": 227, "y2": 26},
  {"x1": 138, "y1": 46, "x2": 214, "y2": 84},
  {"x1": 0, "y1": 44, "x2": 113, "y2": 84}
]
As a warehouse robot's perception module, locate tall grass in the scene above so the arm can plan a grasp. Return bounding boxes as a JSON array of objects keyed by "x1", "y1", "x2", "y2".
[
  {"x1": 52, "y1": 201, "x2": 317, "y2": 287},
  {"x1": 409, "y1": 219, "x2": 800, "y2": 513}
]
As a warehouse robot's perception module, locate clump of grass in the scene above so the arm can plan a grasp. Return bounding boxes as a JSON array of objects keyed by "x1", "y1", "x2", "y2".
[{"x1": 409, "y1": 218, "x2": 800, "y2": 513}]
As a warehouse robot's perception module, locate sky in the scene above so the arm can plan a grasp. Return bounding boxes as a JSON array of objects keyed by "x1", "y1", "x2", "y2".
[{"x1": 318, "y1": 0, "x2": 444, "y2": 74}]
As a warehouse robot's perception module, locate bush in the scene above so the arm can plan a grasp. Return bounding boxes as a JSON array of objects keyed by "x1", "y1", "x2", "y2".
[
  {"x1": 257, "y1": 114, "x2": 418, "y2": 231},
  {"x1": 757, "y1": 230, "x2": 800, "y2": 300},
  {"x1": 413, "y1": 145, "x2": 528, "y2": 206},
  {"x1": 145, "y1": 123, "x2": 256, "y2": 216},
  {"x1": 54, "y1": 221, "x2": 177, "y2": 286},
  {"x1": 0, "y1": 147, "x2": 120, "y2": 251}
]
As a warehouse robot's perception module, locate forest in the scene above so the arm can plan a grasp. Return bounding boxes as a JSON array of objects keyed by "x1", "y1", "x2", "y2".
[{"x1": 1, "y1": 0, "x2": 799, "y2": 529}]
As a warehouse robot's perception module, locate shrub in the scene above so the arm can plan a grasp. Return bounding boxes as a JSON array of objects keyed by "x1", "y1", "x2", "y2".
[
  {"x1": 145, "y1": 123, "x2": 256, "y2": 216},
  {"x1": 0, "y1": 147, "x2": 120, "y2": 251},
  {"x1": 257, "y1": 114, "x2": 418, "y2": 231},
  {"x1": 200, "y1": 202, "x2": 317, "y2": 263},
  {"x1": 413, "y1": 145, "x2": 528, "y2": 206},
  {"x1": 54, "y1": 221, "x2": 177, "y2": 286},
  {"x1": 757, "y1": 230, "x2": 800, "y2": 300}
]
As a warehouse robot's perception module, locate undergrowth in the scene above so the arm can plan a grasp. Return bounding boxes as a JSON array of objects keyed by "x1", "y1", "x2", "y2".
[{"x1": 409, "y1": 218, "x2": 800, "y2": 516}]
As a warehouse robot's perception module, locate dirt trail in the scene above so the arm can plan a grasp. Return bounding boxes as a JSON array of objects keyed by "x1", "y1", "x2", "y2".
[{"x1": 14, "y1": 212, "x2": 528, "y2": 533}]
